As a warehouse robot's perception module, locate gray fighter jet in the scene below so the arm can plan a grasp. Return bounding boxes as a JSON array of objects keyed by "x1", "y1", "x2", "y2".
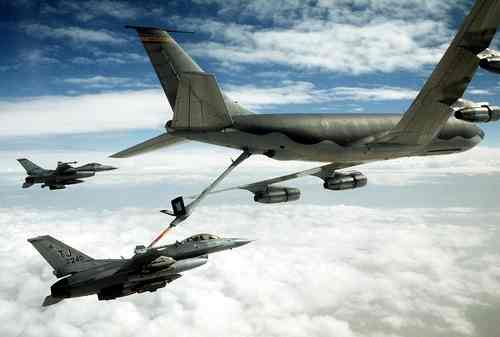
[
  {"x1": 17, "y1": 159, "x2": 116, "y2": 190},
  {"x1": 28, "y1": 234, "x2": 251, "y2": 306},
  {"x1": 111, "y1": 0, "x2": 500, "y2": 226}
]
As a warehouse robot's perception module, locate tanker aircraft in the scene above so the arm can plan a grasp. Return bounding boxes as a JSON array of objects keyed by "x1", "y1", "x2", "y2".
[
  {"x1": 111, "y1": 0, "x2": 500, "y2": 227},
  {"x1": 29, "y1": 234, "x2": 251, "y2": 306},
  {"x1": 17, "y1": 159, "x2": 116, "y2": 190}
]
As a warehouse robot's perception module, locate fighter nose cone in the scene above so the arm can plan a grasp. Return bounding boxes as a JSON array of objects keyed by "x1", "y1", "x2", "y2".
[
  {"x1": 98, "y1": 165, "x2": 118, "y2": 171},
  {"x1": 230, "y1": 238, "x2": 253, "y2": 248}
]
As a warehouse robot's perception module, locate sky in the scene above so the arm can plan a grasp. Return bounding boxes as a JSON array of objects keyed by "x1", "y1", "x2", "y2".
[{"x1": 1, "y1": 1, "x2": 500, "y2": 337}]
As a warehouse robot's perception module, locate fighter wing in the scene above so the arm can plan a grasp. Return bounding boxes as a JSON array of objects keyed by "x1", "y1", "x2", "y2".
[
  {"x1": 201, "y1": 161, "x2": 364, "y2": 195},
  {"x1": 383, "y1": 0, "x2": 500, "y2": 146}
]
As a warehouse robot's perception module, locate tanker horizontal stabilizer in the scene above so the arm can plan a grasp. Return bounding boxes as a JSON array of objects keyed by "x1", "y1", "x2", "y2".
[{"x1": 110, "y1": 133, "x2": 187, "y2": 158}]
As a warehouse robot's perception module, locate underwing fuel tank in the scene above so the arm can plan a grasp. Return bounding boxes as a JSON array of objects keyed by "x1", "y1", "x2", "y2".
[
  {"x1": 166, "y1": 257, "x2": 207, "y2": 273},
  {"x1": 253, "y1": 187, "x2": 300, "y2": 204},
  {"x1": 323, "y1": 172, "x2": 367, "y2": 191}
]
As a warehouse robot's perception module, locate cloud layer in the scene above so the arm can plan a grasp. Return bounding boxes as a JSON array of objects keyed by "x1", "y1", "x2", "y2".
[
  {"x1": 22, "y1": 24, "x2": 127, "y2": 44},
  {"x1": 178, "y1": 0, "x2": 462, "y2": 74},
  {"x1": 0, "y1": 90, "x2": 170, "y2": 136},
  {"x1": 1, "y1": 205, "x2": 499, "y2": 337},
  {"x1": 2, "y1": 145, "x2": 500, "y2": 189},
  {"x1": 225, "y1": 82, "x2": 417, "y2": 110}
]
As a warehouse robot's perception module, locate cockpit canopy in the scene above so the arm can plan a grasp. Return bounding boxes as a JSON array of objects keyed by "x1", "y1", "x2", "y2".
[{"x1": 181, "y1": 233, "x2": 220, "y2": 243}]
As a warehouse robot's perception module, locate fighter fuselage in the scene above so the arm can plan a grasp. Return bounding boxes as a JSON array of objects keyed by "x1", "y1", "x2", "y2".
[
  {"x1": 48, "y1": 236, "x2": 250, "y2": 301},
  {"x1": 19, "y1": 160, "x2": 117, "y2": 190}
]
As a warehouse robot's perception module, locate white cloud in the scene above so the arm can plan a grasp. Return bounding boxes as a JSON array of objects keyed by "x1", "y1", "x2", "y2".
[
  {"x1": 74, "y1": 0, "x2": 142, "y2": 21},
  {"x1": 467, "y1": 89, "x2": 494, "y2": 96},
  {"x1": 1, "y1": 205, "x2": 499, "y2": 337},
  {"x1": 225, "y1": 81, "x2": 417, "y2": 109},
  {"x1": 22, "y1": 49, "x2": 59, "y2": 65},
  {"x1": 62, "y1": 76, "x2": 156, "y2": 90},
  {"x1": 225, "y1": 81, "x2": 324, "y2": 109},
  {"x1": 191, "y1": 0, "x2": 462, "y2": 26},
  {"x1": 22, "y1": 23, "x2": 127, "y2": 44},
  {"x1": 72, "y1": 51, "x2": 147, "y2": 65},
  {"x1": 182, "y1": 14, "x2": 451, "y2": 74},
  {"x1": 63, "y1": 76, "x2": 132, "y2": 85},
  {"x1": 40, "y1": 0, "x2": 162, "y2": 22},
  {"x1": 0, "y1": 90, "x2": 170, "y2": 136},
  {"x1": 359, "y1": 147, "x2": 500, "y2": 186},
  {"x1": 2, "y1": 145, "x2": 500, "y2": 191},
  {"x1": 331, "y1": 86, "x2": 418, "y2": 101}
]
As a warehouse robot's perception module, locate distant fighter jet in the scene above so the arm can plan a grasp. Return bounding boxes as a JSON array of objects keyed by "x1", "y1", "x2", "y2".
[
  {"x1": 17, "y1": 159, "x2": 116, "y2": 190},
  {"x1": 111, "y1": 0, "x2": 500, "y2": 227},
  {"x1": 28, "y1": 234, "x2": 251, "y2": 306}
]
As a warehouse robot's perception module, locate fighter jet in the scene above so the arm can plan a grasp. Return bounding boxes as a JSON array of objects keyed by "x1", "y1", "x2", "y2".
[
  {"x1": 28, "y1": 233, "x2": 251, "y2": 306},
  {"x1": 111, "y1": 0, "x2": 500, "y2": 225},
  {"x1": 17, "y1": 159, "x2": 117, "y2": 190}
]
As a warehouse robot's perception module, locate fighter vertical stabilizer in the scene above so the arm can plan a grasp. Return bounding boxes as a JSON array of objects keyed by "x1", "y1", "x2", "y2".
[
  {"x1": 28, "y1": 235, "x2": 100, "y2": 277},
  {"x1": 17, "y1": 158, "x2": 44, "y2": 175}
]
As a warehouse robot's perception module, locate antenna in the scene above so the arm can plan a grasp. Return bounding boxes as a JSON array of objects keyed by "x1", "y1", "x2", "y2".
[{"x1": 125, "y1": 25, "x2": 194, "y2": 34}]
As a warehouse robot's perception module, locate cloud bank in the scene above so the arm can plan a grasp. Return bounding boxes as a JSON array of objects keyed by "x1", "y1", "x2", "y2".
[
  {"x1": 1, "y1": 205, "x2": 499, "y2": 337},
  {"x1": 2, "y1": 146, "x2": 500, "y2": 188},
  {"x1": 225, "y1": 82, "x2": 417, "y2": 110},
  {"x1": 0, "y1": 90, "x2": 170, "y2": 136}
]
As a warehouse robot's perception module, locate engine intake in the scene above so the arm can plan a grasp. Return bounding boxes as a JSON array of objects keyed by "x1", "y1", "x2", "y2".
[
  {"x1": 323, "y1": 172, "x2": 367, "y2": 191},
  {"x1": 253, "y1": 187, "x2": 300, "y2": 204}
]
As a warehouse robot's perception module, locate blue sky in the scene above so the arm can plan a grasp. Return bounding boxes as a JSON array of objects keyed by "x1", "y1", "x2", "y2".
[
  {"x1": 1, "y1": 0, "x2": 500, "y2": 149},
  {"x1": 2, "y1": 1, "x2": 500, "y2": 337}
]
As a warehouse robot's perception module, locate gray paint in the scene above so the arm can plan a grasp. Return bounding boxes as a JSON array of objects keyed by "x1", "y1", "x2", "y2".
[
  {"x1": 28, "y1": 234, "x2": 251, "y2": 306},
  {"x1": 17, "y1": 159, "x2": 116, "y2": 190}
]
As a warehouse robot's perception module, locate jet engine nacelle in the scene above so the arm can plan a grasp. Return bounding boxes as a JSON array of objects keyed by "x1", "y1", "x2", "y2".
[
  {"x1": 253, "y1": 187, "x2": 300, "y2": 204},
  {"x1": 323, "y1": 172, "x2": 367, "y2": 191},
  {"x1": 453, "y1": 99, "x2": 500, "y2": 123},
  {"x1": 478, "y1": 49, "x2": 500, "y2": 74}
]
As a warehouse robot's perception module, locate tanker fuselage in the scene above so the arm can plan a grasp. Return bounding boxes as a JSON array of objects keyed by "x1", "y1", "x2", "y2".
[{"x1": 170, "y1": 113, "x2": 483, "y2": 163}]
